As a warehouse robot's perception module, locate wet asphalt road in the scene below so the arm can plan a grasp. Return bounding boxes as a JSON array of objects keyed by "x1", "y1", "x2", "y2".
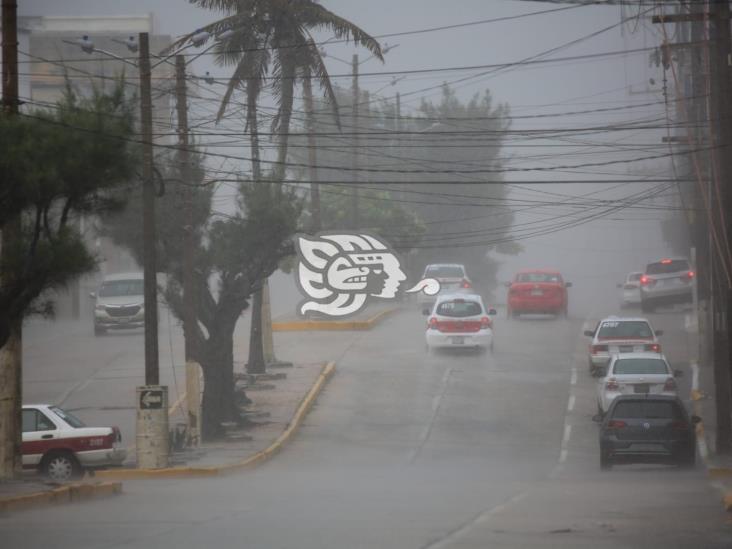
[{"x1": 5, "y1": 303, "x2": 732, "y2": 548}]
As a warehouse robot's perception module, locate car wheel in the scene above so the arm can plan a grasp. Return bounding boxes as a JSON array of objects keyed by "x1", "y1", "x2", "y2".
[
  {"x1": 677, "y1": 447, "x2": 696, "y2": 469},
  {"x1": 94, "y1": 324, "x2": 106, "y2": 336},
  {"x1": 600, "y1": 451, "x2": 613, "y2": 470},
  {"x1": 640, "y1": 298, "x2": 654, "y2": 313},
  {"x1": 41, "y1": 451, "x2": 82, "y2": 481}
]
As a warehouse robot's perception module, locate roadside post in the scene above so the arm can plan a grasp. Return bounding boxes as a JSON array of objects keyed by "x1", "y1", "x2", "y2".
[{"x1": 136, "y1": 386, "x2": 169, "y2": 468}]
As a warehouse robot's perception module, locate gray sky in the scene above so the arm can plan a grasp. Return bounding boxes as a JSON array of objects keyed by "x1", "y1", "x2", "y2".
[{"x1": 17, "y1": 1, "x2": 673, "y2": 308}]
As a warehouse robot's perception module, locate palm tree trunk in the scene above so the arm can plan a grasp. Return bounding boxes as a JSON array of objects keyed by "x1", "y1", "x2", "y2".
[{"x1": 303, "y1": 75, "x2": 321, "y2": 233}]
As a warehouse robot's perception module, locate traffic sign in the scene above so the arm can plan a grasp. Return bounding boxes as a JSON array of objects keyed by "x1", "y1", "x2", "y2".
[{"x1": 139, "y1": 388, "x2": 164, "y2": 410}]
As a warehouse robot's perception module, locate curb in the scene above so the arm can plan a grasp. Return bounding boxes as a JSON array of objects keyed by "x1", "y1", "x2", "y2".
[
  {"x1": 96, "y1": 361, "x2": 336, "y2": 480},
  {"x1": 0, "y1": 481, "x2": 122, "y2": 514},
  {"x1": 272, "y1": 308, "x2": 397, "y2": 332}
]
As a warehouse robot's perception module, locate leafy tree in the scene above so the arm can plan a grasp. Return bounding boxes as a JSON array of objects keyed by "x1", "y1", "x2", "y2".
[
  {"x1": 0, "y1": 83, "x2": 136, "y2": 348},
  {"x1": 101, "y1": 150, "x2": 301, "y2": 438},
  {"x1": 171, "y1": 0, "x2": 383, "y2": 374}
]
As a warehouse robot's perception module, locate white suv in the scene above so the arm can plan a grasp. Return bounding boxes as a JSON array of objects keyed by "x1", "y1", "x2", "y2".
[
  {"x1": 92, "y1": 272, "x2": 145, "y2": 336},
  {"x1": 640, "y1": 258, "x2": 694, "y2": 313}
]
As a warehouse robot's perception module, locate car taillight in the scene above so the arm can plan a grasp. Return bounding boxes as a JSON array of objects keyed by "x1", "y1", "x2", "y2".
[
  {"x1": 645, "y1": 343, "x2": 661, "y2": 353},
  {"x1": 607, "y1": 419, "x2": 626, "y2": 429},
  {"x1": 687, "y1": 271, "x2": 695, "y2": 280},
  {"x1": 461, "y1": 279, "x2": 472, "y2": 289},
  {"x1": 671, "y1": 420, "x2": 688, "y2": 430},
  {"x1": 591, "y1": 344, "x2": 608, "y2": 354},
  {"x1": 480, "y1": 316, "x2": 492, "y2": 329},
  {"x1": 640, "y1": 275, "x2": 655, "y2": 286},
  {"x1": 605, "y1": 379, "x2": 619, "y2": 391},
  {"x1": 663, "y1": 377, "x2": 677, "y2": 391},
  {"x1": 428, "y1": 317, "x2": 439, "y2": 330}
]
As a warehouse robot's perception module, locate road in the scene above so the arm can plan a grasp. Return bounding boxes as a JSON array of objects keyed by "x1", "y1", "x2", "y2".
[{"x1": 6, "y1": 294, "x2": 732, "y2": 548}]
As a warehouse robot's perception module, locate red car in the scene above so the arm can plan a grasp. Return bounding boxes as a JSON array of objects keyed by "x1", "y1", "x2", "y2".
[{"x1": 506, "y1": 270, "x2": 571, "y2": 318}]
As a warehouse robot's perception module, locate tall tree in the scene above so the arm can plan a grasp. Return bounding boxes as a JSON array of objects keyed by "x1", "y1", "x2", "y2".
[{"x1": 171, "y1": 0, "x2": 383, "y2": 373}]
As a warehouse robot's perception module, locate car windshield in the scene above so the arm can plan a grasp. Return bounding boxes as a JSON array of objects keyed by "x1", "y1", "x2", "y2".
[
  {"x1": 646, "y1": 260, "x2": 690, "y2": 274},
  {"x1": 597, "y1": 320, "x2": 653, "y2": 339},
  {"x1": 613, "y1": 358, "x2": 669, "y2": 375},
  {"x1": 611, "y1": 400, "x2": 681, "y2": 420},
  {"x1": 436, "y1": 300, "x2": 482, "y2": 317},
  {"x1": 425, "y1": 266, "x2": 464, "y2": 279},
  {"x1": 516, "y1": 272, "x2": 561, "y2": 283},
  {"x1": 50, "y1": 406, "x2": 86, "y2": 428},
  {"x1": 99, "y1": 279, "x2": 144, "y2": 297}
]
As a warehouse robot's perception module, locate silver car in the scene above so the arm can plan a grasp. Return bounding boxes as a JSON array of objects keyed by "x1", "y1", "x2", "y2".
[{"x1": 639, "y1": 258, "x2": 694, "y2": 313}]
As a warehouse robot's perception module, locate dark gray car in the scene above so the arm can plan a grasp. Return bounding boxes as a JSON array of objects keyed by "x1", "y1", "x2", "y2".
[{"x1": 596, "y1": 394, "x2": 699, "y2": 469}]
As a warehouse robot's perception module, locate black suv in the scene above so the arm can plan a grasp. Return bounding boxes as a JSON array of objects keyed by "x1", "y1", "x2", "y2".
[{"x1": 596, "y1": 394, "x2": 699, "y2": 469}]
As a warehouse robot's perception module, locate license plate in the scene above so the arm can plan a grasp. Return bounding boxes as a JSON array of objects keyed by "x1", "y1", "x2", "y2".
[
  {"x1": 451, "y1": 337, "x2": 465, "y2": 345},
  {"x1": 633, "y1": 384, "x2": 650, "y2": 394},
  {"x1": 619, "y1": 345, "x2": 633, "y2": 353},
  {"x1": 530, "y1": 289, "x2": 543, "y2": 296}
]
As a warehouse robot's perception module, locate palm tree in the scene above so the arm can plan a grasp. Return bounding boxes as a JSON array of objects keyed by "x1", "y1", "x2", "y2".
[{"x1": 172, "y1": 1, "x2": 382, "y2": 373}]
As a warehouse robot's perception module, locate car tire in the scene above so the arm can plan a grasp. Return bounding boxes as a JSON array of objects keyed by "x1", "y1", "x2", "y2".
[
  {"x1": 597, "y1": 402, "x2": 605, "y2": 417},
  {"x1": 94, "y1": 324, "x2": 106, "y2": 336},
  {"x1": 640, "y1": 298, "x2": 654, "y2": 313},
  {"x1": 677, "y1": 447, "x2": 696, "y2": 469},
  {"x1": 41, "y1": 451, "x2": 82, "y2": 482},
  {"x1": 600, "y1": 452, "x2": 613, "y2": 471}
]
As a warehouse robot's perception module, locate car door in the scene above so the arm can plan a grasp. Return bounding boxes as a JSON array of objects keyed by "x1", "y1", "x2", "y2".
[{"x1": 22, "y1": 408, "x2": 61, "y2": 466}]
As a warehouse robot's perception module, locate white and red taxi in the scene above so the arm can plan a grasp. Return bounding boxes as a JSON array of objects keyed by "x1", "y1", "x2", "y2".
[
  {"x1": 22, "y1": 404, "x2": 126, "y2": 481},
  {"x1": 584, "y1": 317, "x2": 663, "y2": 376},
  {"x1": 424, "y1": 293, "x2": 497, "y2": 353}
]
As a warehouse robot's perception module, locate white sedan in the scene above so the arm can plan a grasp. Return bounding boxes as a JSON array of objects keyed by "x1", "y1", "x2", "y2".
[
  {"x1": 596, "y1": 353, "x2": 682, "y2": 414},
  {"x1": 22, "y1": 404, "x2": 126, "y2": 481},
  {"x1": 424, "y1": 293, "x2": 496, "y2": 353},
  {"x1": 617, "y1": 271, "x2": 643, "y2": 307}
]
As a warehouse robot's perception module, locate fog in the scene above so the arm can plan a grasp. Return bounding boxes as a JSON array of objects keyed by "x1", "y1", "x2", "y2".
[{"x1": 6, "y1": 2, "x2": 728, "y2": 548}]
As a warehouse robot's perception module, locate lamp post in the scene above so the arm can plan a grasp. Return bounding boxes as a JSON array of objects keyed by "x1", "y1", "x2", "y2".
[{"x1": 69, "y1": 29, "x2": 225, "y2": 466}]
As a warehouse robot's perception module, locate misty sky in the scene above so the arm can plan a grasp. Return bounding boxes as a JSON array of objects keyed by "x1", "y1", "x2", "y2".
[{"x1": 16, "y1": 1, "x2": 674, "y2": 311}]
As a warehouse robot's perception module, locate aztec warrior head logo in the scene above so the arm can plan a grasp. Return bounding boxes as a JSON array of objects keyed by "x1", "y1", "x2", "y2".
[{"x1": 294, "y1": 232, "x2": 440, "y2": 318}]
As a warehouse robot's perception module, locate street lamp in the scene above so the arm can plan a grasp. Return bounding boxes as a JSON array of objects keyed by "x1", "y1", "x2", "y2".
[{"x1": 68, "y1": 29, "x2": 231, "y2": 467}]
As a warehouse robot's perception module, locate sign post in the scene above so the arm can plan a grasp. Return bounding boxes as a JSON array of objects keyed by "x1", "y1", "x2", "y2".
[{"x1": 136, "y1": 385, "x2": 169, "y2": 468}]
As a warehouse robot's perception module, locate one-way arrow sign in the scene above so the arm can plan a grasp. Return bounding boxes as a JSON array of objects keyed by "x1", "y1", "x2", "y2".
[{"x1": 139, "y1": 389, "x2": 164, "y2": 410}]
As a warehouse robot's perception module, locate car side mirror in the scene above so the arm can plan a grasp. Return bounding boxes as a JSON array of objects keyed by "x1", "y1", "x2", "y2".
[
  {"x1": 691, "y1": 415, "x2": 702, "y2": 425},
  {"x1": 674, "y1": 369, "x2": 684, "y2": 378},
  {"x1": 592, "y1": 413, "x2": 604, "y2": 423},
  {"x1": 422, "y1": 308, "x2": 430, "y2": 316},
  {"x1": 583, "y1": 330, "x2": 595, "y2": 337},
  {"x1": 89, "y1": 292, "x2": 96, "y2": 299},
  {"x1": 487, "y1": 308, "x2": 497, "y2": 316},
  {"x1": 655, "y1": 330, "x2": 664, "y2": 336},
  {"x1": 565, "y1": 282, "x2": 572, "y2": 288}
]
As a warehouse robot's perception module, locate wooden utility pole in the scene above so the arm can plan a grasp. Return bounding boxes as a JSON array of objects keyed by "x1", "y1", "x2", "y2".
[
  {"x1": 303, "y1": 75, "x2": 321, "y2": 233},
  {"x1": 709, "y1": 0, "x2": 732, "y2": 454},
  {"x1": 139, "y1": 33, "x2": 160, "y2": 386},
  {"x1": 0, "y1": 0, "x2": 22, "y2": 481},
  {"x1": 351, "y1": 53, "x2": 360, "y2": 230}
]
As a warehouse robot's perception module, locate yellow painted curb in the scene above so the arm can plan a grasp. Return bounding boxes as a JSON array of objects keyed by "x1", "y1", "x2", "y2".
[
  {"x1": 273, "y1": 308, "x2": 397, "y2": 332},
  {"x1": 96, "y1": 361, "x2": 336, "y2": 480},
  {"x1": 0, "y1": 481, "x2": 122, "y2": 514}
]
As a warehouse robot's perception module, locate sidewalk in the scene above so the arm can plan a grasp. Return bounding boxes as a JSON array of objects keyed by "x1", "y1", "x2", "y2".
[{"x1": 272, "y1": 300, "x2": 401, "y2": 331}]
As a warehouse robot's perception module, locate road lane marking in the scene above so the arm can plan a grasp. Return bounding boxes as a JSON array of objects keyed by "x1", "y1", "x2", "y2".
[
  {"x1": 421, "y1": 492, "x2": 527, "y2": 549},
  {"x1": 409, "y1": 367, "x2": 453, "y2": 464},
  {"x1": 562, "y1": 424, "x2": 572, "y2": 447},
  {"x1": 567, "y1": 394, "x2": 575, "y2": 412},
  {"x1": 570, "y1": 367, "x2": 577, "y2": 386}
]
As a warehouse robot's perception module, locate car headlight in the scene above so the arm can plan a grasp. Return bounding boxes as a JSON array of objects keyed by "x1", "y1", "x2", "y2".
[{"x1": 95, "y1": 304, "x2": 106, "y2": 312}]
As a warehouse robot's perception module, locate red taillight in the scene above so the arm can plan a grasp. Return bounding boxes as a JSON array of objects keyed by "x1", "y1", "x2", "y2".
[
  {"x1": 591, "y1": 344, "x2": 608, "y2": 354},
  {"x1": 607, "y1": 419, "x2": 626, "y2": 429},
  {"x1": 687, "y1": 271, "x2": 695, "y2": 279},
  {"x1": 640, "y1": 275, "x2": 655, "y2": 286},
  {"x1": 663, "y1": 377, "x2": 677, "y2": 391},
  {"x1": 461, "y1": 279, "x2": 472, "y2": 289},
  {"x1": 480, "y1": 316, "x2": 492, "y2": 329},
  {"x1": 661, "y1": 258, "x2": 673, "y2": 264},
  {"x1": 428, "y1": 317, "x2": 439, "y2": 330},
  {"x1": 605, "y1": 379, "x2": 619, "y2": 391},
  {"x1": 644, "y1": 343, "x2": 661, "y2": 353},
  {"x1": 671, "y1": 420, "x2": 688, "y2": 430}
]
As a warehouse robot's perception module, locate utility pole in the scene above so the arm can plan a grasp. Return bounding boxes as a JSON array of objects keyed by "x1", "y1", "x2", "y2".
[
  {"x1": 303, "y1": 75, "x2": 321, "y2": 233},
  {"x1": 709, "y1": 0, "x2": 732, "y2": 454},
  {"x1": 0, "y1": 0, "x2": 22, "y2": 481},
  {"x1": 135, "y1": 32, "x2": 168, "y2": 467},
  {"x1": 175, "y1": 54, "x2": 200, "y2": 447},
  {"x1": 351, "y1": 53, "x2": 360, "y2": 230}
]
